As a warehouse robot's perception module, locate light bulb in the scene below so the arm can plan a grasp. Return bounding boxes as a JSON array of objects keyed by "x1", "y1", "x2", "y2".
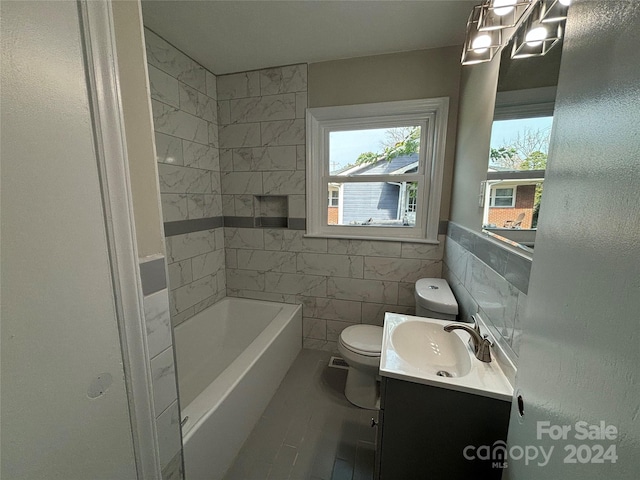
[
  {"x1": 472, "y1": 34, "x2": 492, "y2": 53},
  {"x1": 525, "y1": 26, "x2": 548, "y2": 47},
  {"x1": 492, "y1": 0, "x2": 517, "y2": 16},
  {"x1": 558, "y1": 0, "x2": 571, "y2": 6}
]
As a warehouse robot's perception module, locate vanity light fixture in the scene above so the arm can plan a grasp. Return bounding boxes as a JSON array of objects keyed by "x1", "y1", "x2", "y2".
[
  {"x1": 461, "y1": 0, "x2": 569, "y2": 65},
  {"x1": 462, "y1": 6, "x2": 503, "y2": 65},
  {"x1": 478, "y1": 0, "x2": 534, "y2": 32},
  {"x1": 511, "y1": 3, "x2": 563, "y2": 58},
  {"x1": 539, "y1": 0, "x2": 571, "y2": 23}
]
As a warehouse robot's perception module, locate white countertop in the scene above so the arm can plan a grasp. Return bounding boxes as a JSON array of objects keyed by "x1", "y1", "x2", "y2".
[{"x1": 379, "y1": 313, "x2": 514, "y2": 402}]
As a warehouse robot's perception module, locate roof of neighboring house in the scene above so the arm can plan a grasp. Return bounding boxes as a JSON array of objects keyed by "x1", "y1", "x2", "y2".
[
  {"x1": 486, "y1": 169, "x2": 545, "y2": 181},
  {"x1": 335, "y1": 153, "x2": 419, "y2": 177}
]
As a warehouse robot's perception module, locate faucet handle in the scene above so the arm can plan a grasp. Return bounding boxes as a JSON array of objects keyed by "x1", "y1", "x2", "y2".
[
  {"x1": 477, "y1": 335, "x2": 493, "y2": 363},
  {"x1": 470, "y1": 314, "x2": 481, "y2": 335}
]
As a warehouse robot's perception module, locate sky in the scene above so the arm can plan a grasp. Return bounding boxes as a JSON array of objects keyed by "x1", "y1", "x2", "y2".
[
  {"x1": 490, "y1": 116, "x2": 554, "y2": 152},
  {"x1": 329, "y1": 128, "x2": 391, "y2": 173},
  {"x1": 328, "y1": 117, "x2": 554, "y2": 174}
]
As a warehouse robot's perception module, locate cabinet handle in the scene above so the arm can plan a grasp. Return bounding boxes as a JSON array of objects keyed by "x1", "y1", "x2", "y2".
[{"x1": 371, "y1": 418, "x2": 378, "y2": 427}]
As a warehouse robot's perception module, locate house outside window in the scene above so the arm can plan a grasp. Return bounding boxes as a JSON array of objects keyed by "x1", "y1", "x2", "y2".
[{"x1": 306, "y1": 98, "x2": 449, "y2": 243}]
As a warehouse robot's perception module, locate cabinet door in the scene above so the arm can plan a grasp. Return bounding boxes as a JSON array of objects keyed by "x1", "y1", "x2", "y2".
[{"x1": 379, "y1": 378, "x2": 510, "y2": 480}]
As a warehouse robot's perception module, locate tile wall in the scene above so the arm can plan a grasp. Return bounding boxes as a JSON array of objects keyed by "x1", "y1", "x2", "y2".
[
  {"x1": 139, "y1": 256, "x2": 183, "y2": 480},
  {"x1": 226, "y1": 233, "x2": 445, "y2": 351},
  {"x1": 217, "y1": 65, "x2": 308, "y2": 224},
  {"x1": 145, "y1": 29, "x2": 226, "y2": 327},
  {"x1": 216, "y1": 65, "x2": 447, "y2": 351},
  {"x1": 144, "y1": 31, "x2": 448, "y2": 352},
  {"x1": 443, "y1": 222, "x2": 530, "y2": 362}
]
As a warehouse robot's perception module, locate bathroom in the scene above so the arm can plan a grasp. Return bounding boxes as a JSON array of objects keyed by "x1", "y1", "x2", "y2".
[{"x1": 2, "y1": 1, "x2": 639, "y2": 480}]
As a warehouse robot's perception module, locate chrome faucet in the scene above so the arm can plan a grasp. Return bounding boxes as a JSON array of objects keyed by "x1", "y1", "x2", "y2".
[{"x1": 444, "y1": 318, "x2": 493, "y2": 363}]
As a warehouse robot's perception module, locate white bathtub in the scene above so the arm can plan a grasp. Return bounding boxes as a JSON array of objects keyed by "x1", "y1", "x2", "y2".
[{"x1": 174, "y1": 297, "x2": 302, "y2": 480}]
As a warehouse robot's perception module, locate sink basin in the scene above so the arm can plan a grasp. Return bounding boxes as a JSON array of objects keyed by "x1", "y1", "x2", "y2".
[
  {"x1": 380, "y1": 313, "x2": 513, "y2": 401},
  {"x1": 390, "y1": 320, "x2": 472, "y2": 378}
]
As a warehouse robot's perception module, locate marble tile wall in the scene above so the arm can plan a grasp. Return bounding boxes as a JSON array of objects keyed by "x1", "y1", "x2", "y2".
[
  {"x1": 165, "y1": 228, "x2": 226, "y2": 325},
  {"x1": 442, "y1": 224, "x2": 528, "y2": 363},
  {"x1": 217, "y1": 64, "x2": 447, "y2": 351},
  {"x1": 139, "y1": 256, "x2": 183, "y2": 480},
  {"x1": 145, "y1": 29, "x2": 226, "y2": 327},
  {"x1": 226, "y1": 228, "x2": 445, "y2": 351},
  {"x1": 217, "y1": 65, "x2": 307, "y2": 223}
]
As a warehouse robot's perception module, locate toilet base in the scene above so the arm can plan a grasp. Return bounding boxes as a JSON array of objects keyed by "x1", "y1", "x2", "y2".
[{"x1": 344, "y1": 367, "x2": 380, "y2": 410}]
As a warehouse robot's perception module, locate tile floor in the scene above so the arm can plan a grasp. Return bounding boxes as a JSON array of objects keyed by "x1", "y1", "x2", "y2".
[{"x1": 223, "y1": 349, "x2": 378, "y2": 480}]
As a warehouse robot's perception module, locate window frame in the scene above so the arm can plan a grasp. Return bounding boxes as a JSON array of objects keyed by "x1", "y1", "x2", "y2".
[{"x1": 306, "y1": 98, "x2": 449, "y2": 243}]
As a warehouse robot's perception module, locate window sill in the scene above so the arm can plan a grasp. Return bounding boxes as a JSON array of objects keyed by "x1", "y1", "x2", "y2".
[{"x1": 304, "y1": 233, "x2": 440, "y2": 245}]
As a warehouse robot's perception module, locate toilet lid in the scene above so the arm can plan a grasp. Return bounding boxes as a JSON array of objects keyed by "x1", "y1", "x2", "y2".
[{"x1": 340, "y1": 325, "x2": 383, "y2": 355}]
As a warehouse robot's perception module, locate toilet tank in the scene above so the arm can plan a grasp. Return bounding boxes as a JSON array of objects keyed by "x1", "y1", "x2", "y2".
[{"x1": 414, "y1": 278, "x2": 458, "y2": 321}]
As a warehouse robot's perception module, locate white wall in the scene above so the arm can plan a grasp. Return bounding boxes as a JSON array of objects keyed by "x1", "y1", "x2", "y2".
[
  {"x1": 506, "y1": 1, "x2": 640, "y2": 477},
  {"x1": 0, "y1": 1, "x2": 137, "y2": 478}
]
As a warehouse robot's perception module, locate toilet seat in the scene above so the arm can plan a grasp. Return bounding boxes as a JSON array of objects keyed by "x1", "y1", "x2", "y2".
[{"x1": 340, "y1": 325, "x2": 382, "y2": 357}]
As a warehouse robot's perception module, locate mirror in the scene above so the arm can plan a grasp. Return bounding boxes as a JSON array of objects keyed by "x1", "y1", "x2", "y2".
[{"x1": 481, "y1": 33, "x2": 563, "y2": 252}]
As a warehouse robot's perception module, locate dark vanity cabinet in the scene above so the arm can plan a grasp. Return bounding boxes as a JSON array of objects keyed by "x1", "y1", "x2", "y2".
[{"x1": 375, "y1": 377, "x2": 511, "y2": 480}]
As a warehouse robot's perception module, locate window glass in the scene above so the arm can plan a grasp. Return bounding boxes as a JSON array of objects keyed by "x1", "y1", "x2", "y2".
[
  {"x1": 329, "y1": 127, "x2": 421, "y2": 176},
  {"x1": 492, "y1": 187, "x2": 515, "y2": 207}
]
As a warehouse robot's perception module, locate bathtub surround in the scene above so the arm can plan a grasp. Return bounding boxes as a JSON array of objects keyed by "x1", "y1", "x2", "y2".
[
  {"x1": 145, "y1": 29, "x2": 226, "y2": 326},
  {"x1": 218, "y1": 65, "x2": 308, "y2": 231},
  {"x1": 443, "y1": 222, "x2": 529, "y2": 363},
  {"x1": 145, "y1": 34, "x2": 450, "y2": 345},
  {"x1": 217, "y1": 65, "x2": 447, "y2": 351},
  {"x1": 139, "y1": 256, "x2": 184, "y2": 479},
  {"x1": 226, "y1": 229, "x2": 445, "y2": 351}
]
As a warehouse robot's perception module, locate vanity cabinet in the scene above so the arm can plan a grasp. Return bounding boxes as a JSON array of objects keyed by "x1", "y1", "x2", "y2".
[{"x1": 375, "y1": 377, "x2": 511, "y2": 480}]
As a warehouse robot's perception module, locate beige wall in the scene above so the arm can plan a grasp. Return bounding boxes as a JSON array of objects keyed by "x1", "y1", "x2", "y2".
[
  {"x1": 449, "y1": 60, "x2": 500, "y2": 231},
  {"x1": 308, "y1": 46, "x2": 462, "y2": 221},
  {"x1": 113, "y1": 0, "x2": 165, "y2": 258}
]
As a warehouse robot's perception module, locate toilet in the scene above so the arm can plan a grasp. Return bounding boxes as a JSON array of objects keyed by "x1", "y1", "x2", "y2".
[
  {"x1": 338, "y1": 277, "x2": 459, "y2": 410},
  {"x1": 414, "y1": 277, "x2": 458, "y2": 320}
]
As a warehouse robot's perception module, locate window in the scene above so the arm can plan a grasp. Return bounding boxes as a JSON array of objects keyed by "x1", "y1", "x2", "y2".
[
  {"x1": 490, "y1": 187, "x2": 516, "y2": 207},
  {"x1": 328, "y1": 188, "x2": 339, "y2": 207},
  {"x1": 306, "y1": 98, "x2": 449, "y2": 243}
]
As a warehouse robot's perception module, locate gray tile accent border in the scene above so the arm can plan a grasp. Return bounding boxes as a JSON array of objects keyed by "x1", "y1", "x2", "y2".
[
  {"x1": 224, "y1": 216, "x2": 254, "y2": 228},
  {"x1": 164, "y1": 217, "x2": 224, "y2": 237},
  {"x1": 139, "y1": 257, "x2": 167, "y2": 296},
  {"x1": 447, "y1": 222, "x2": 531, "y2": 294}
]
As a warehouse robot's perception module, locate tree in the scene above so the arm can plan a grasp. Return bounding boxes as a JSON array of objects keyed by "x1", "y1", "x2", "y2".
[
  {"x1": 356, "y1": 126, "x2": 420, "y2": 165},
  {"x1": 490, "y1": 146, "x2": 520, "y2": 169},
  {"x1": 489, "y1": 127, "x2": 551, "y2": 170},
  {"x1": 520, "y1": 150, "x2": 547, "y2": 170}
]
